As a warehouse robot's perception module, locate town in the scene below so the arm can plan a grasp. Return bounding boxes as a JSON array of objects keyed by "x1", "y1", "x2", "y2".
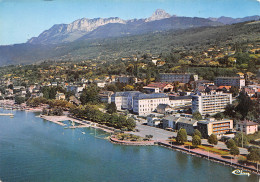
[{"x1": 0, "y1": 41, "x2": 260, "y2": 174}]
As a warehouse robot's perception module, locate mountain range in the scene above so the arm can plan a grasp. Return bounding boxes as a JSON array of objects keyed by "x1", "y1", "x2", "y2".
[
  {"x1": 0, "y1": 9, "x2": 259, "y2": 66},
  {"x1": 27, "y1": 9, "x2": 259, "y2": 45}
]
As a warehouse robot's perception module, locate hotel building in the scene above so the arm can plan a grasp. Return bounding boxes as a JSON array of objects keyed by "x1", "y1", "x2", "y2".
[{"x1": 192, "y1": 92, "x2": 232, "y2": 115}]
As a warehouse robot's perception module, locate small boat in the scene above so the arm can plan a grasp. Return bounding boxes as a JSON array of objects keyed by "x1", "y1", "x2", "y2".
[
  {"x1": 82, "y1": 132, "x2": 86, "y2": 134},
  {"x1": 10, "y1": 115, "x2": 14, "y2": 118}
]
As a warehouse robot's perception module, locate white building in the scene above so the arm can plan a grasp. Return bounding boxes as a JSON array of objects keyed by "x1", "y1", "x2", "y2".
[
  {"x1": 169, "y1": 96, "x2": 192, "y2": 108},
  {"x1": 111, "y1": 91, "x2": 141, "y2": 110},
  {"x1": 159, "y1": 73, "x2": 198, "y2": 83},
  {"x1": 215, "y1": 77, "x2": 245, "y2": 88},
  {"x1": 147, "y1": 116, "x2": 161, "y2": 127},
  {"x1": 133, "y1": 93, "x2": 169, "y2": 116},
  {"x1": 67, "y1": 85, "x2": 84, "y2": 94},
  {"x1": 192, "y1": 92, "x2": 232, "y2": 115}
]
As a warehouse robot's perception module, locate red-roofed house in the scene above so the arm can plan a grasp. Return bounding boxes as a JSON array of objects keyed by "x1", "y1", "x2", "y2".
[{"x1": 144, "y1": 82, "x2": 174, "y2": 93}]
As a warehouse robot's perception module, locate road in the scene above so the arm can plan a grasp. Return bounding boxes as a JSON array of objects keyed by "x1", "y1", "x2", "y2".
[{"x1": 129, "y1": 121, "x2": 249, "y2": 155}]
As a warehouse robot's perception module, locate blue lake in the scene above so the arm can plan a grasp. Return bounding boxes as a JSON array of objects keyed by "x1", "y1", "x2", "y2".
[{"x1": 0, "y1": 109, "x2": 258, "y2": 182}]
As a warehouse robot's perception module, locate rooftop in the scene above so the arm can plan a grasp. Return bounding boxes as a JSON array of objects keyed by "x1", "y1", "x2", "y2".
[
  {"x1": 134, "y1": 93, "x2": 168, "y2": 100},
  {"x1": 237, "y1": 120, "x2": 258, "y2": 126}
]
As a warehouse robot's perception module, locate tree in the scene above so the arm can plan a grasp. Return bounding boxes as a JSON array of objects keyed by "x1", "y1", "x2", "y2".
[
  {"x1": 213, "y1": 113, "x2": 224, "y2": 120},
  {"x1": 235, "y1": 92, "x2": 253, "y2": 120},
  {"x1": 192, "y1": 111, "x2": 202, "y2": 120},
  {"x1": 15, "y1": 96, "x2": 25, "y2": 104},
  {"x1": 192, "y1": 135, "x2": 201, "y2": 148},
  {"x1": 80, "y1": 84, "x2": 100, "y2": 105},
  {"x1": 247, "y1": 148, "x2": 260, "y2": 163},
  {"x1": 230, "y1": 86, "x2": 239, "y2": 97},
  {"x1": 107, "y1": 103, "x2": 117, "y2": 114},
  {"x1": 230, "y1": 146, "x2": 240, "y2": 158},
  {"x1": 225, "y1": 139, "x2": 236, "y2": 149},
  {"x1": 234, "y1": 133, "x2": 248, "y2": 147},
  {"x1": 176, "y1": 128, "x2": 187, "y2": 145},
  {"x1": 193, "y1": 129, "x2": 202, "y2": 138},
  {"x1": 42, "y1": 108, "x2": 48, "y2": 115},
  {"x1": 125, "y1": 118, "x2": 136, "y2": 131},
  {"x1": 208, "y1": 134, "x2": 218, "y2": 146}
]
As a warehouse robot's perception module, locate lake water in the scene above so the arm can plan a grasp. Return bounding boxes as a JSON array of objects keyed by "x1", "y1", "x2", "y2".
[{"x1": 0, "y1": 108, "x2": 258, "y2": 182}]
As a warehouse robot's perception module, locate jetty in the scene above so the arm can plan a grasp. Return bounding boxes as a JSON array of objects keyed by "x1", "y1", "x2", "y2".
[
  {"x1": 65, "y1": 125, "x2": 90, "y2": 129},
  {"x1": 0, "y1": 113, "x2": 14, "y2": 116}
]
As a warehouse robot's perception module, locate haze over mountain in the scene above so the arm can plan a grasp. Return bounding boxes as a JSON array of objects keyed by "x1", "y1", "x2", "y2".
[{"x1": 208, "y1": 15, "x2": 260, "y2": 25}]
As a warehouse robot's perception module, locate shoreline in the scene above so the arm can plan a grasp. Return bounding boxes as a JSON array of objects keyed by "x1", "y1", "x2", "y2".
[{"x1": 1, "y1": 106, "x2": 259, "y2": 176}]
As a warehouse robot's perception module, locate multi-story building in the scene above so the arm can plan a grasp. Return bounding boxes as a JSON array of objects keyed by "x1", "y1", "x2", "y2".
[
  {"x1": 159, "y1": 73, "x2": 198, "y2": 83},
  {"x1": 117, "y1": 76, "x2": 137, "y2": 84},
  {"x1": 192, "y1": 92, "x2": 232, "y2": 115},
  {"x1": 176, "y1": 118, "x2": 198, "y2": 135},
  {"x1": 169, "y1": 95, "x2": 192, "y2": 108},
  {"x1": 215, "y1": 77, "x2": 245, "y2": 88},
  {"x1": 111, "y1": 91, "x2": 141, "y2": 110},
  {"x1": 133, "y1": 93, "x2": 169, "y2": 116},
  {"x1": 236, "y1": 120, "x2": 258, "y2": 135},
  {"x1": 197, "y1": 118, "x2": 233, "y2": 138},
  {"x1": 99, "y1": 91, "x2": 114, "y2": 103}
]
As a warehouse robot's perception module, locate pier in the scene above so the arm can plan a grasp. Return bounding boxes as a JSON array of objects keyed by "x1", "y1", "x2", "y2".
[{"x1": 0, "y1": 113, "x2": 14, "y2": 116}]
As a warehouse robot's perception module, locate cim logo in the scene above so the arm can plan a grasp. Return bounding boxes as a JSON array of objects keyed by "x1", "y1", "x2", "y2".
[{"x1": 232, "y1": 169, "x2": 251, "y2": 176}]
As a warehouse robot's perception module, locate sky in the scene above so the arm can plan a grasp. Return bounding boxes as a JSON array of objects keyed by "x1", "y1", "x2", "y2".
[{"x1": 0, "y1": 0, "x2": 259, "y2": 45}]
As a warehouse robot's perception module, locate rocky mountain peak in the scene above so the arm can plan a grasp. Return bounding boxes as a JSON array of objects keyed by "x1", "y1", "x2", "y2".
[{"x1": 145, "y1": 9, "x2": 171, "y2": 22}]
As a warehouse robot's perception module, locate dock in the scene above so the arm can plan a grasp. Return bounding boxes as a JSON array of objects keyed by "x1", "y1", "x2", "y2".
[
  {"x1": 0, "y1": 113, "x2": 14, "y2": 116},
  {"x1": 65, "y1": 125, "x2": 90, "y2": 129}
]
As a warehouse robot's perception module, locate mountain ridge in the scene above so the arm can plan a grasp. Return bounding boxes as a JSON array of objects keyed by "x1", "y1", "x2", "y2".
[
  {"x1": 27, "y1": 9, "x2": 259, "y2": 45},
  {"x1": 28, "y1": 9, "x2": 224, "y2": 44},
  {"x1": 1, "y1": 21, "x2": 259, "y2": 66}
]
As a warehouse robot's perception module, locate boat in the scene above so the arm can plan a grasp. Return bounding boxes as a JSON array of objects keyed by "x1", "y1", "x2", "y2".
[{"x1": 82, "y1": 132, "x2": 86, "y2": 134}]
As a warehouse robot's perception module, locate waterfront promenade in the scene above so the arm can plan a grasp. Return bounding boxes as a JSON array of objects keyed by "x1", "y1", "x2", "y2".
[{"x1": 129, "y1": 122, "x2": 249, "y2": 155}]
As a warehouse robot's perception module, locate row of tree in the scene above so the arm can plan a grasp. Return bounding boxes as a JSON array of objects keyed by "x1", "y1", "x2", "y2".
[{"x1": 70, "y1": 104, "x2": 136, "y2": 131}]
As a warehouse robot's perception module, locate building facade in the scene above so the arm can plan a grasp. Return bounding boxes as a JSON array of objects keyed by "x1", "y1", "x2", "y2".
[
  {"x1": 111, "y1": 91, "x2": 141, "y2": 111},
  {"x1": 236, "y1": 120, "x2": 258, "y2": 135},
  {"x1": 133, "y1": 93, "x2": 169, "y2": 116},
  {"x1": 159, "y1": 73, "x2": 198, "y2": 83},
  {"x1": 176, "y1": 118, "x2": 198, "y2": 135},
  {"x1": 192, "y1": 92, "x2": 232, "y2": 115},
  {"x1": 169, "y1": 95, "x2": 192, "y2": 108},
  {"x1": 197, "y1": 118, "x2": 233, "y2": 138},
  {"x1": 215, "y1": 77, "x2": 245, "y2": 88}
]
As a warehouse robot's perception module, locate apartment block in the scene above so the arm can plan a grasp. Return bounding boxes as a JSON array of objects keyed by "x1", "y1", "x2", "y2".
[
  {"x1": 133, "y1": 93, "x2": 169, "y2": 116},
  {"x1": 159, "y1": 73, "x2": 198, "y2": 83},
  {"x1": 197, "y1": 118, "x2": 233, "y2": 138},
  {"x1": 215, "y1": 77, "x2": 245, "y2": 88},
  {"x1": 192, "y1": 92, "x2": 232, "y2": 115}
]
